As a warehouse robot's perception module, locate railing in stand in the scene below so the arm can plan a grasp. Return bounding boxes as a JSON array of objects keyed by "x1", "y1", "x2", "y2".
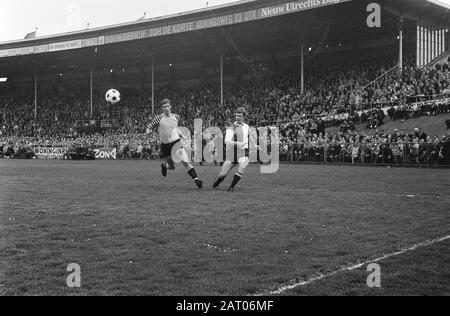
[{"x1": 362, "y1": 63, "x2": 400, "y2": 91}]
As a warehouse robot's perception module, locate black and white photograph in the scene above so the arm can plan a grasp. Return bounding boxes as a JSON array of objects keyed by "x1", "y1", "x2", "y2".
[{"x1": 0, "y1": 0, "x2": 449, "y2": 301}]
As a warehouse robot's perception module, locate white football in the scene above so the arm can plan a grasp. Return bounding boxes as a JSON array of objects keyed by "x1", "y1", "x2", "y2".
[{"x1": 105, "y1": 89, "x2": 121, "y2": 104}]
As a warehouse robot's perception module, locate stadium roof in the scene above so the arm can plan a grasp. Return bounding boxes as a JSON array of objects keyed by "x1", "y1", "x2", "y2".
[
  {"x1": 427, "y1": 0, "x2": 450, "y2": 10},
  {"x1": 0, "y1": 0, "x2": 448, "y2": 49},
  {"x1": 0, "y1": 0, "x2": 329, "y2": 48},
  {"x1": 0, "y1": 0, "x2": 260, "y2": 46},
  {"x1": 0, "y1": 0, "x2": 448, "y2": 78}
]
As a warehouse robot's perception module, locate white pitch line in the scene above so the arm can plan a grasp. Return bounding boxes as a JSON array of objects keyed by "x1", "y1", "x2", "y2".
[{"x1": 257, "y1": 235, "x2": 450, "y2": 296}]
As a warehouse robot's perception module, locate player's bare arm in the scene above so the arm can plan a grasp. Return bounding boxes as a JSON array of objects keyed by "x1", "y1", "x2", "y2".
[{"x1": 250, "y1": 133, "x2": 262, "y2": 151}]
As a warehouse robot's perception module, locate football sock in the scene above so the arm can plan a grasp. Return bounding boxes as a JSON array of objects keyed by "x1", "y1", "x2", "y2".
[
  {"x1": 161, "y1": 163, "x2": 168, "y2": 177},
  {"x1": 187, "y1": 168, "x2": 199, "y2": 181},
  {"x1": 230, "y1": 173, "x2": 243, "y2": 188},
  {"x1": 167, "y1": 159, "x2": 176, "y2": 170},
  {"x1": 213, "y1": 176, "x2": 226, "y2": 188}
]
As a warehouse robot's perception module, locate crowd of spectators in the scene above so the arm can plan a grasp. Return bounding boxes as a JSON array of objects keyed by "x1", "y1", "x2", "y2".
[
  {"x1": 365, "y1": 60, "x2": 450, "y2": 107},
  {"x1": 0, "y1": 132, "x2": 161, "y2": 160},
  {"x1": 0, "y1": 57, "x2": 449, "y2": 165},
  {"x1": 280, "y1": 128, "x2": 450, "y2": 166}
]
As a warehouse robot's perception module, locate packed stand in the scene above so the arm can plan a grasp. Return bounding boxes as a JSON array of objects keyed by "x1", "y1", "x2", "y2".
[
  {"x1": 0, "y1": 57, "x2": 449, "y2": 164},
  {"x1": 280, "y1": 128, "x2": 450, "y2": 166}
]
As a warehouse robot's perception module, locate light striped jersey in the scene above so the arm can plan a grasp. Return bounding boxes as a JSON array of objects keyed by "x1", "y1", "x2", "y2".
[{"x1": 147, "y1": 113, "x2": 181, "y2": 145}]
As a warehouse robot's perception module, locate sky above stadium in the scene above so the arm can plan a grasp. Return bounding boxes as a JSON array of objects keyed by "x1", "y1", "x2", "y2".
[
  {"x1": 0, "y1": 0, "x2": 449, "y2": 42},
  {"x1": 0, "y1": 0, "x2": 241, "y2": 42}
]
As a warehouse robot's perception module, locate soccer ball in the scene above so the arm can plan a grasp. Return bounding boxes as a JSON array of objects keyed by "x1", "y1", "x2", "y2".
[{"x1": 105, "y1": 89, "x2": 121, "y2": 104}]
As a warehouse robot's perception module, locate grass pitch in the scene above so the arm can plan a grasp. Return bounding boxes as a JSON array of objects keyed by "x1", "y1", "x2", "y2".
[{"x1": 0, "y1": 160, "x2": 449, "y2": 296}]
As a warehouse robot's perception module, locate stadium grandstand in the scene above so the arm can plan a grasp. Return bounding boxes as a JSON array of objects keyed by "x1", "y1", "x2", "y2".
[{"x1": 0, "y1": 0, "x2": 449, "y2": 165}]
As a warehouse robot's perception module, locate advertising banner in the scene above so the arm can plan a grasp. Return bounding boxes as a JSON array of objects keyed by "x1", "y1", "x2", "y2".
[
  {"x1": 49, "y1": 40, "x2": 82, "y2": 52},
  {"x1": 104, "y1": 0, "x2": 350, "y2": 44},
  {"x1": 94, "y1": 147, "x2": 117, "y2": 160},
  {"x1": 34, "y1": 147, "x2": 68, "y2": 160}
]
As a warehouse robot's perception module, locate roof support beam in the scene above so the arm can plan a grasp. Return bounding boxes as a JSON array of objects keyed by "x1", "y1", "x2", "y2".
[
  {"x1": 220, "y1": 48, "x2": 224, "y2": 108},
  {"x1": 33, "y1": 72, "x2": 38, "y2": 120},
  {"x1": 90, "y1": 69, "x2": 93, "y2": 118},
  {"x1": 300, "y1": 34, "x2": 305, "y2": 95},
  {"x1": 151, "y1": 54, "x2": 155, "y2": 116}
]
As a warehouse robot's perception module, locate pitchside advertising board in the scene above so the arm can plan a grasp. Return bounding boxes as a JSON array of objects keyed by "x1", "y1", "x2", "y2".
[
  {"x1": 34, "y1": 147, "x2": 68, "y2": 160},
  {"x1": 33, "y1": 147, "x2": 117, "y2": 160},
  {"x1": 94, "y1": 148, "x2": 117, "y2": 160},
  {"x1": 0, "y1": 0, "x2": 350, "y2": 58}
]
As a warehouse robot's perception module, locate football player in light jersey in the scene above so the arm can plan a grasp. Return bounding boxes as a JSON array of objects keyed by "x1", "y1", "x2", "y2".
[
  {"x1": 146, "y1": 99, "x2": 203, "y2": 189},
  {"x1": 213, "y1": 107, "x2": 259, "y2": 192}
]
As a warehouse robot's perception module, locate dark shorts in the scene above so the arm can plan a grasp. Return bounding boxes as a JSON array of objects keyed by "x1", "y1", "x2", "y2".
[{"x1": 160, "y1": 139, "x2": 182, "y2": 159}]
